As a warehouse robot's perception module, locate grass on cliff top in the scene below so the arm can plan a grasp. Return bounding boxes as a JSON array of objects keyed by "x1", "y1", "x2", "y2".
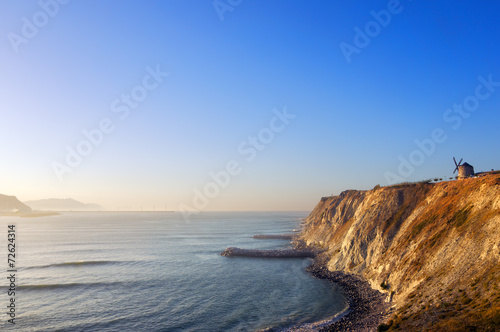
[
  {"x1": 386, "y1": 179, "x2": 433, "y2": 188},
  {"x1": 383, "y1": 172, "x2": 500, "y2": 190}
]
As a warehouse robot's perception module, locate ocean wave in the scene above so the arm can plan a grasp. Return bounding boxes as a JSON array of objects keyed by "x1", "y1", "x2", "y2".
[
  {"x1": 23, "y1": 260, "x2": 123, "y2": 270},
  {"x1": 3, "y1": 281, "x2": 125, "y2": 291}
]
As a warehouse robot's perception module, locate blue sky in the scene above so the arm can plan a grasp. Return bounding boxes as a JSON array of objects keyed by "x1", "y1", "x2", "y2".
[{"x1": 1, "y1": 0, "x2": 499, "y2": 212}]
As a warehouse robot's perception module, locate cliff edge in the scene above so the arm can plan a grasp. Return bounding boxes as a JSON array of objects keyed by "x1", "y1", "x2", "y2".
[{"x1": 302, "y1": 173, "x2": 500, "y2": 331}]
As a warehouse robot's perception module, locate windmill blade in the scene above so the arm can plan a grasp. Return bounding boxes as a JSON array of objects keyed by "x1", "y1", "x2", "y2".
[
  {"x1": 453, "y1": 166, "x2": 459, "y2": 174},
  {"x1": 453, "y1": 157, "x2": 457, "y2": 166},
  {"x1": 458, "y1": 158, "x2": 463, "y2": 166}
]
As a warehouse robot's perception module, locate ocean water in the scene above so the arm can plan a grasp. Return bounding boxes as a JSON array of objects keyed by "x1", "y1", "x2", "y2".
[{"x1": 0, "y1": 212, "x2": 346, "y2": 331}]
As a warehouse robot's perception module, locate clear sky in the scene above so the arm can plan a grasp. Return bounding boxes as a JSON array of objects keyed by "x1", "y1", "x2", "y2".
[{"x1": 1, "y1": 0, "x2": 499, "y2": 212}]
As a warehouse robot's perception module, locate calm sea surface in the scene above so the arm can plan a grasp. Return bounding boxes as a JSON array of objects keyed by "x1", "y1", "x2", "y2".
[{"x1": 0, "y1": 212, "x2": 346, "y2": 331}]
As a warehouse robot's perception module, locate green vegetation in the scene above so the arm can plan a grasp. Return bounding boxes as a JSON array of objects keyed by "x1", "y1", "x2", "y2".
[
  {"x1": 427, "y1": 229, "x2": 446, "y2": 248},
  {"x1": 389, "y1": 179, "x2": 432, "y2": 188},
  {"x1": 448, "y1": 205, "x2": 473, "y2": 228},
  {"x1": 410, "y1": 216, "x2": 436, "y2": 238}
]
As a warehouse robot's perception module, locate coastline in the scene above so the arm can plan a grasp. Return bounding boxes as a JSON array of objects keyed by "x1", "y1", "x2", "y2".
[
  {"x1": 296, "y1": 235, "x2": 392, "y2": 332},
  {"x1": 222, "y1": 235, "x2": 391, "y2": 332},
  {"x1": 277, "y1": 253, "x2": 391, "y2": 332},
  {"x1": 286, "y1": 238, "x2": 392, "y2": 331},
  {"x1": 305, "y1": 256, "x2": 391, "y2": 332}
]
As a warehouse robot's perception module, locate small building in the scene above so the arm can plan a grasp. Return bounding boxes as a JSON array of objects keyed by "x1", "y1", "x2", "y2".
[{"x1": 458, "y1": 162, "x2": 474, "y2": 179}]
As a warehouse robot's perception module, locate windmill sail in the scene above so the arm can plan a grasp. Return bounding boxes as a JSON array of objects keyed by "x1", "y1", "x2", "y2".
[{"x1": 453, "y1": 157, "x2": 463, "y2": 174}]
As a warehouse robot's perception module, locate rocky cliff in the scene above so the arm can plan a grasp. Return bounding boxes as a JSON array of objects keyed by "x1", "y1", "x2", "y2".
[{"x1": 302, "y1": 173, "x2": 500, "y2": 331}]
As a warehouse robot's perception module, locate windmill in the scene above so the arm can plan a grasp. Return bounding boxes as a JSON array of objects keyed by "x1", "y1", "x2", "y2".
[
  {"x1": 453, "y1": 157, "x2": 474, "y2": 179},
  {"x1": 453, "y1": 157, "x2": 463, "y2": 175}
]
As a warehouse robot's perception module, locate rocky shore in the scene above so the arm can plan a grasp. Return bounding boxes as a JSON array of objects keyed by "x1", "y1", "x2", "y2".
[
  {"x1": 220, "y1": 247, "x2": 315, "y2": 258},
  {"x1": 253, "y1": 234, "x2": 295, "y2": 240},
  {"x1": 222, "y1": 236, "x2": 391, "y2": 331},
  {"x1": 306, "y1": 256, "x2": 391, "y2": 332}
]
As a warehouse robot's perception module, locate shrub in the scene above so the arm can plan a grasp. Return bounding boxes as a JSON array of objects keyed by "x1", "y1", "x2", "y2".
[
  {"x1": 377, "y1": 321, "x2": 393, "y2": 331},
  {"x1": 461, "y1": 297, "x2": 472, "y2": 305}
]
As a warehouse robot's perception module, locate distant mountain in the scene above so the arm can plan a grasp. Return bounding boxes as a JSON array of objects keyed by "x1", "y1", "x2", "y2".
[
  {"x1": 0, "y1": 194, "x2": 32, "y2": 212},
  {"x1": 24, "y1": 198, "x2": 103, "y2": 211}
]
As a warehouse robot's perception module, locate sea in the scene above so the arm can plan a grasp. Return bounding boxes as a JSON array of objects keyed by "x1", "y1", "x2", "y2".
[{"x1": 0, "y1": 211, "x2": 346, "y2": 331}]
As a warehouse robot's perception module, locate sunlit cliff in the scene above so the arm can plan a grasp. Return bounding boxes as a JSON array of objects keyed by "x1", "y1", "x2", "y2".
[{"x1": 302, "y1": 173, "x2": 500, "y2": 331}]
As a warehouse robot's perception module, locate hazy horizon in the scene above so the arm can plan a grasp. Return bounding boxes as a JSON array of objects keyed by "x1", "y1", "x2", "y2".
[{"x1": 2, "y1": 1, "x2": 499, "y2": 213}]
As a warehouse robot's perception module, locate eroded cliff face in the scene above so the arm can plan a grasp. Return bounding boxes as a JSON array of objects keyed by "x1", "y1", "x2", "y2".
[{"x1": 302, "y1": 174, "x2": 500, "y2": 330}]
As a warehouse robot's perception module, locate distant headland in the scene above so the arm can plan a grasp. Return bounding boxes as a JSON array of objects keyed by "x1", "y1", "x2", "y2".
[{"x1": 0, "y1": 194, "x2": 58, "y2": 218}]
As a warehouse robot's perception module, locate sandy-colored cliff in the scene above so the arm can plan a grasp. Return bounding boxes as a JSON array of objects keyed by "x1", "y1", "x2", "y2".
[{"x1": 302, "y1": 173, "x2": 500, "y2": 331}]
